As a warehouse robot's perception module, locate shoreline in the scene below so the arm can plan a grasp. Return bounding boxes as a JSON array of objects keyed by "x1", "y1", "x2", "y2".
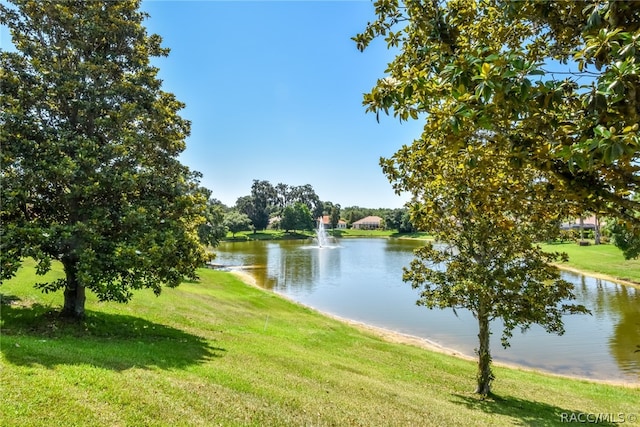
[
  {"x1": 331, "y1": 313, "x2": 640, "y2": 388},
  {"x1": 554, "y1": 264, "x2": 640, "y2": 289},
  {"x1": 229, "y1": 269, "x2": 639, "y2": 388}
]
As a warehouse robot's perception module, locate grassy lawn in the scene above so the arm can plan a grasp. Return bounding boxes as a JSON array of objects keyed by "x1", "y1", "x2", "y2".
[
  {"x1": 223, "y1": 228, "x2": 430, "y2": 241},
  {"x1": 1, "y1": 260, "x2": 638, "y2": 426},
  {"x1": 331, "y1": 229, "x2": 431, "y2": 239},
  {"x1": 225, "y1": 229, "x2": 312, "y2": 241},
  {"x1": 541, "y1": 242, "x2": 640, "y2": 284},
  {"x1": 328, "y1": 228, "x2": 393, "y2": 238}
]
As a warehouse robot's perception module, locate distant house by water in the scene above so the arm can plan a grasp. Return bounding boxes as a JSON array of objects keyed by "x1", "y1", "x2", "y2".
[
  {"x1": 351, "y1": 215, "x2": 383, "y2": 230},
  {"x1": 318, "y1": 215, "x2": 347, "y2": 229}
]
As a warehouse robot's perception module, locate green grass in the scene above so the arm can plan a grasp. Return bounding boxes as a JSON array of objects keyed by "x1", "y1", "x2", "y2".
[
  {"x1": 541, "y1": 242, "x2": 640, "y2": 284},
  {"x1": 327, "y1": 228, "x2": 393, "y2": 238},
  {"x1": 1, "y1": 260, "x2": 638, "y2": 426},
  {"x1": 329, "y1": 229, "x2": 432, "y2": 239},
  {"x1": 225, "y1": 229, "x2": 312, "y2": 241},
  {"x1": 223, "y1": 228, "x2": 431, "y2": 241}
]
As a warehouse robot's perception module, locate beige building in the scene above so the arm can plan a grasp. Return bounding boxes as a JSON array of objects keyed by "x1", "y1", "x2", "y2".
[{"x1": 351, "y1": 215, "x2": 383, "y2": 230}]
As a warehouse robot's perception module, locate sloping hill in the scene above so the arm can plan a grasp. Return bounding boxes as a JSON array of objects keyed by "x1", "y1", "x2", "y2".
[{"x1": 1, "y1": 262, "x2": 638, "y2": 426}]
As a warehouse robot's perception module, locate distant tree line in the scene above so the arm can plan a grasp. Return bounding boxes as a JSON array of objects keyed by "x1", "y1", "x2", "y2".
[
  {"x1": 232, "y1": 180, "x2": 325, "y2": 234},
  {"x1": 203, "y1": 181, "x2": 640, "y2": 251},
  {"x1": 201, "y1": 180, "x2": 419, "y2": 237}
]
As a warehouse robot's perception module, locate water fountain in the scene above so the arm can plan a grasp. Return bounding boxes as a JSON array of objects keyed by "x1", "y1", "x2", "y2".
[{"x1": 316, "y1": 217, "x2": 330, "y2": 248}]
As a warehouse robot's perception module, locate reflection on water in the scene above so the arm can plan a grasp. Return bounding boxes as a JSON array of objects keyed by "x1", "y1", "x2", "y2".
[{"x1": 213, "y1": 238, "x2": 640, "y2": 383}]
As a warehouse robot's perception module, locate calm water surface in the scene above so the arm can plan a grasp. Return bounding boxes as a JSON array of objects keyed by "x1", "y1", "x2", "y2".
[{"x1": 213, "y1": 238, "x2": 640, "y2": 383}]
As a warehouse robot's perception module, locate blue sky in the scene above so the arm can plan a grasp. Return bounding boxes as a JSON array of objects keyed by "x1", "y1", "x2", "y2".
[
  {"x1": 0, "y1": 2, "x2": 593, "y2": 210},
  {"x1": 139, "y1": 0, "x2": 424, "y2": 208},
  {"x1": 0, "y1": 0, "x2": 423, "y2": 208}
]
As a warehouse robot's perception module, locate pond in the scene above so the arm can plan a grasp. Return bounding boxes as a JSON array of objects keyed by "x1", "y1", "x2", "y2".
[{"x1": 212, "y1": 238, "x2": 640, "y2": 383}]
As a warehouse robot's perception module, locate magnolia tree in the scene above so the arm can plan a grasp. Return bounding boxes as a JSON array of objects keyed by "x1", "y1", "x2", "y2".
[
  {"x1": 1, "y1": 1, "x2": 210, "y2": 318},
  {"x1": 349, "y1": 0, "x2": 640, "y2": 393},
  {"x1": 355, "y1": 0, "x2": 639, "y2": 236},
  {"x1": 382, "y1": 130, "x2": 588, "y2": 394}
]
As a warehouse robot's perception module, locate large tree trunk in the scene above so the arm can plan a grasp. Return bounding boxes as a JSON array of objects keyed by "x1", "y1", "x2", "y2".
[
  {"x1": 61, "y1": 260, "x2": 86, "y2": 319},
  {"x1": 475, "y1": 302, "x2": 494, "y2": 395}
]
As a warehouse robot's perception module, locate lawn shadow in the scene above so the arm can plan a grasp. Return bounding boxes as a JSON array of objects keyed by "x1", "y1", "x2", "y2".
[
  {"x1": 0, "y1": 295, "x2": 225, "y2": 371},
  {"x1": 450, "y1": 393, "x2": 618, "y2": 427}
]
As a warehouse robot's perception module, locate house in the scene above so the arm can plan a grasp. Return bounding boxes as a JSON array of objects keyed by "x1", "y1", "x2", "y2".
[
  {"x1": 318, "y1": 215, "x2": 347, "y2": 229},
  {"x1": 560, "y1": 215, "x2": 598, "y2": 230},
  {"x1": 351, "y1": 215, "x2": 383, "y2": 230}
]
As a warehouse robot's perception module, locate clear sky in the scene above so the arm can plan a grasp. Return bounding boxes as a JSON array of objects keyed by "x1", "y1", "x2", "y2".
[
  {"x1": 139, "y1": 0, "x2": 424, "y2": 208},
  {"x1": 0, "y1": 2, "x2": 587, "y2": 210}
]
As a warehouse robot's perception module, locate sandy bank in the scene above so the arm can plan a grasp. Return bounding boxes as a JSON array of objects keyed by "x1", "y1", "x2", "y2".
[{"x1": 554, "y1": 264, "x2": 640, "y2": 289}]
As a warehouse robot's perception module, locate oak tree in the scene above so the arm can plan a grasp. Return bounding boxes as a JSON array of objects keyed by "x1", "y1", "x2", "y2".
[
  {"x1": 329, "y1": 203, "x2": 341, "y2": 230},
  {"x1": 289, "y1": 184, "x2": 323, "y2": 220},
  {"x1": 280, "y1": 202, "x2": 314, "y2": 233},
  {"x1": 223, "y1": 210, "x2": 252, "y2": 238},
  {"x1": 1, "y1": 0, "x2": 210, "y2": 318},
  {"x1": 237, "y1": 180, "x2": 276, "y2": 232}
]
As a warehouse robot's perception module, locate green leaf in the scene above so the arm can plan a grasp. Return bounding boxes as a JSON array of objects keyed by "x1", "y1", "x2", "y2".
[
  {"x1": 481, "y1": 62, "x2": 491, "y2": 79},
  {"x1": 610, "y1": 142, "x2": 624, "y2": 162},
  {"x1": 403, "y1": 84, "x2": 414, "y2": 98},
  {"x1": 586, "y1": 9, "x2": 601, "y2": 29}
]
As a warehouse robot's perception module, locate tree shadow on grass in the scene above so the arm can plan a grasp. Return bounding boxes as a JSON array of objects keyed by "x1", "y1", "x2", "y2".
[
  {"x1": 450, "y1": 393, "x2": 618, "y2": 427},
  {"x1": 0, "y1": 295, "x2": 225, "y2": 371}
]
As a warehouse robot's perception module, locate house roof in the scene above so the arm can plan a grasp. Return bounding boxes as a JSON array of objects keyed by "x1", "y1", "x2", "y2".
[
  {"x1": 318, "y1": 215, "x2": 346, "y2": 225},
  {"x1": 561, "y1": 215, "x2": 599, "y2": 230},
  {"x1": 561, "y1": 216, "x2": 597, "y2": 228},
  {"x1": 352, "y1": 215, "x2": 382, "y2": 224},
  {"x1": 576, "y1": 215, "x2": 597, "y2": 225}
]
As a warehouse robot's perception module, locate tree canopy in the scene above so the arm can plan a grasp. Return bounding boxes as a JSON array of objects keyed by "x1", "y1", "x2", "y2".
[
  {"x1": 384, "y1": 130, "x2": 588, "y2": 394},
  {"x1": 354, "y1": 0, "x2": 639, "y2": 232},
  {"x1": 235, "y1": 180, "x2": 324, "y2": 231},
  {"x1": 607, "y1": 192, "x2": 640, "y2": 259},
  {"x1": 223, "y1": 210, "x2": 251, "y2": 238},
  {"x1": 0, "y1": 0, "x2": 210, "y2": 318},
  {"x1": 280, "y1": 202, "x2": 314, "y2": 233},
  {"x1": 197, "y1": 191, "x2": 228, "y2": 247},
  {"x1": 329, "y1": 203, "x2": 341, "y2": 229},
  {"x1": 245, "y1": 180, "x2": 276, "y2": 232}
]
